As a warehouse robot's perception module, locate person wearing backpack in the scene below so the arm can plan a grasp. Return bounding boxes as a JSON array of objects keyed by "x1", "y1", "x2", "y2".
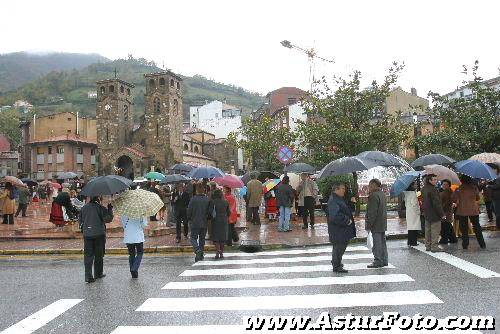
[
  {"x1": 1, "y1": 182, "x2": 16, "y2": 225},
  {"x1": 79, "y1": 196, "x2": 113, "y2": 283}
]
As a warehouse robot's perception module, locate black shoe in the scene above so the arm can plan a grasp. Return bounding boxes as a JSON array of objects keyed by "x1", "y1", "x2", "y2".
[
  {"x1": 194, "y1": 251, "x2": 201, "y2": 262},
  {"x1": 200, "y1": 252, "x2": 204, "y2": 260},
  {"x1": 367, "y1": 263, "x2": 383, "y2": 268},
  {"x1": 310, "y1": 225, "x2": 315, "y2": 229},
  {"x1": 438, "y1": 239, "x2": 448, "y2": 244},
  {"x1": 85, "y1": 278, "x2": 95, "y2": 283},
  {"x1": 131, "y1": 271, "x2": 138, "y2": 279},
  {"x1": 333, "y1": 268, "x2": 348, "y2": 273},
  {"x1": 302, "y1": 225, "x2": 308, "y2": 229},
  {"x1": 96, "y1": 274, "x2": 106, "y2": 279},
  {"x1": 226, "y1": 243, "x2": 233, "y2": 246}
]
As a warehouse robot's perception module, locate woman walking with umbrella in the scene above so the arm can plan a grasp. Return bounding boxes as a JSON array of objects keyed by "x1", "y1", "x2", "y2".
[
  {"x1": 224, "y1": 186, "x2": 239, "y2": 246},
  {"x1": 0, "y1": 182, "x2": 16, "y2": 225},
  {"x1": 121, "y1": 212, "x2": 148, "y2": 279},
  {"x1": 210, "y1": 188, "x2": 231, "y2": 259}
]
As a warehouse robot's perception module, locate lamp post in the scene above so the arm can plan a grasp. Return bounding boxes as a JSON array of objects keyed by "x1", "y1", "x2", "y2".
[{"x1": 412, "y1": 112, "x2": 419, "y2": 159}]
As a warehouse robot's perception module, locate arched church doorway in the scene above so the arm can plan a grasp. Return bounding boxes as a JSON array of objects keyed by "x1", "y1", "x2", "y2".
[{"x1": 116, "y1": 155, "x2": 134, "y2": 180}]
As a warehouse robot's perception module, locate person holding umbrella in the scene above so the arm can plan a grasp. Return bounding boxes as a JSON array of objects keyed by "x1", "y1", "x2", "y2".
[
  {"x1": 187, "y1": 183, "x2": 211, "y2": 262},
  {"x1": 439, "y1": 180, "x2": 458, "y2": 244},
  {"x1": 121, "y1": 212, "x2": 148, "y2": 279},
  {"x1": 246, "y1": 173, "x2": 263, "y2": 226},
  {"x1": 487, "y1": 164, "x2": 500, "y2": 229},
  {"x1": 297, "y1": 173, "x2": 319, "y2": 229},
  {"x1": 421, "y1": 174, "x2": 446, "y2": 252},
  {"x1": 15, "y1": 186, "x2": 31, "y2": 218},
  {"x1": 209, "y1": 188, "x2": 231, "y2": 259},
  {"x1": 276, "y1": 175, "x2": 295, "y2": 232},
  {"x1": 453, "y1": 175, "x2": 486, "y2": 249},
  {"x1": 79, "y1": 196, "x2": 114, "y2": 283},
  {"x1": 0, "y1": 182, "x2": 16, "y2": 225},
  {"x1": 224, "y1": 186, "x2": 239, "y2": 246}
]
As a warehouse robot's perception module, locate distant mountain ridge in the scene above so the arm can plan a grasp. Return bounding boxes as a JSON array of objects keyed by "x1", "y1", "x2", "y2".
[{"x1": 0, "y1": 51, "x2": 109, "y2": 92}]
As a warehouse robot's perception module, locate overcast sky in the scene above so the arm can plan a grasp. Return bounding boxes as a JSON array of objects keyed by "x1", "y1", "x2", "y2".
[{"x1": 1, "y1": 0, "x2": 499, "y2": 97}]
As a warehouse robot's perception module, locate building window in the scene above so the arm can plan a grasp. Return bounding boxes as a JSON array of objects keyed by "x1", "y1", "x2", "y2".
[
  {"x1": 109, "y1": 85, "x2": 115, "y2": 93},
  {"x1": 194, "y1": 146, "x2": 199, "y2": 153},
  {"x1": 183, "y1": 144, "x2": 189, "y2": 150},
  {"x1": 77, "y1": 163, "x2": 83, "y2": 172},
  {"x1": 149, "y1": 79, "x2": 155, "y2": 90},
  {"x1": 120, "y1": 85, "x2": 124, "y2": 93},
  {"x1": 159, "y1": 78, "x2": 165, "y2": 86},
  {"x1": 67, "y1": 130, "x2": 71, "y2": 133},
  {"x1": 57, "y1": 146, "x2": 64, "y2": 154},
  {"x1": 56, "y1": 163, "x2": 64, "y2": 172},
  {"x1": 37, "y1": 165, "x2": 45, "y2": 172},
  {"x1": 36, "y1": 147, "x2": 43, "y2": 154},
  {"x1": 170, "y1": 79, "x2": 175, "y2": 87},
  {"x1": 124, "y1": 105, "x2": 129, "y2": 121},
  {"x1": 177, "y1": 82, "x2": 180, "y2": 90},
  {"x1": 77, "y1": 147, "x2": 83, "y2": 154},
  {"x1": 48, "y1": 146, "x2": 52, "y2": 154},
  {"x1": 91, "y1": 148, "x2": 96, "y2": 155},
  {"x1": 100, "y1": 86, "x2": 106, "y2": 95},
  {"x1": 154, "y1": 98, "x2": 161, "y2": 113},
  {"x1": 288, "y1": 97, "x2": 297, "y2": 105},
  {"x1": 126, "y1": 88, "x2": 131, "y2": 96}
]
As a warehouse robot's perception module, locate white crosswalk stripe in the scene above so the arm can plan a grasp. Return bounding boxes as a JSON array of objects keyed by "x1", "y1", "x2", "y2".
[{"x1": 219, "y1": 245, "x2": 368, "y2": 258}]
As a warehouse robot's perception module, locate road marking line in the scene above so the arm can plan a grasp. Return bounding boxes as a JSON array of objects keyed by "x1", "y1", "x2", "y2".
[
  {"x1": 180, "y1": 262, "x2": 395, "y2": 277},
  {"x1": 412, "y1": 244, "x2": 500, "y2": 278},
  {"x1": 193, "y1": 253, "x2": 373, "y2": 266},
  {"x1": 0, "y1": 299, "x2": 83, "y2": 334},
  {"x1": 163, "y1": 273, "x2": 414, "y2": 290},
  {"x1": 110, "y1": 325, "x2": 482, "y2": 334},
  {"x1": 220, "y1": 245, "x2": 368, "y2": 258},
  {"x1": 136, "y1": 290, "x2": 442, "y2": 312}
]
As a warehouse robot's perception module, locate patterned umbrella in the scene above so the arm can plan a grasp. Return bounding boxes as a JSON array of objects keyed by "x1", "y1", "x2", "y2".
[
  {"x1": 469, "y1": 153, "x2": 500, "y2": 165},
  {"x1": 1, "y1": 176, "x2": 26, "y2": 188},
  {"x1": 144, "y1": 171, "x2": 166, "y2": 181},
  {"x1": 214, "y1": 174, "x2": 244, "y2": 188},
  {"x1": 263, "y1": 178, "x2": 281, "y2": 193},
  {"x1": 112, "y1": 189, "x2": 164, "y2": 219},
  {"x1": 422, "y1": 165, "x2": 460, "y2": 185}
]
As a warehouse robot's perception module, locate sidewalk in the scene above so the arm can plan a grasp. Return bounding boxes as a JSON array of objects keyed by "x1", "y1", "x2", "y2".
[{"x1": 0, "y1": 200, "x2": 496, "y2": 254}]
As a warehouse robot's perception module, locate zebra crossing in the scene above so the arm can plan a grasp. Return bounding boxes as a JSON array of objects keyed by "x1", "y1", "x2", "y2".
[{"x1": 108, "y1": 244, "x2": 473, "y2": 334}]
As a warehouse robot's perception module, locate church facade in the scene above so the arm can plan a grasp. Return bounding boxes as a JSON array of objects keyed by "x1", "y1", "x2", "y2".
[{"x1": 96, "y1": 71, "x2": 183, "y2": 179}]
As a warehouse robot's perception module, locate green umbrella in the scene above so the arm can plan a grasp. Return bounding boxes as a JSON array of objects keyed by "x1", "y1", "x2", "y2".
[
  {"x1": 144, "y1": 171, "x2": 166, "y2": 181},
  {"x1": 112, "y1": 189, "x2": 164, "y2": 219}
]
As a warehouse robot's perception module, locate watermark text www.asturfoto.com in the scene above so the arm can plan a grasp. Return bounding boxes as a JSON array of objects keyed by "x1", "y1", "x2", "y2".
[{"x1": 244, "y1": 312, "x2": 495, "y2": 331}]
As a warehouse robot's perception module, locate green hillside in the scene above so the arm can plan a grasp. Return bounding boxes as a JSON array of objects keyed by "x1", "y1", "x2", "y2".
[
  {"x1": 0, "y1": 51, "x2": 109, "y2": 93},
  {"x1": 0, "y1": 55, "x2": 264, "y2": 121}
]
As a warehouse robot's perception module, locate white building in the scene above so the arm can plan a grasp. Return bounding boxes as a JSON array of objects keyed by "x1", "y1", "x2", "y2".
[
  {"x1": 189, "y1": 100, "x2": 242, "y2": 139},
  {"x1": 444, "y1": 75, "x2": 500, "y2": 100}
]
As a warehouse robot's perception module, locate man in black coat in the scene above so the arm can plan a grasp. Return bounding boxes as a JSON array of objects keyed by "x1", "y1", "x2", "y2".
[
  {"x1": 487, "y1": 165, "x2": 500, "y2": 229},
  {"x1": 173, "y1": 183, "x2": 191, "y2": 242},
  {"x1": 147, "y1": 180, "x2": 160, "y2": 221},
  {"x1": 327, "y1": 182, "x2": 356, "y2": 273}
]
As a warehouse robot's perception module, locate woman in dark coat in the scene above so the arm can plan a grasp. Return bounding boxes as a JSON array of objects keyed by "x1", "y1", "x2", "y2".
[{"x1": 209, "y1": 188, "x2": 230, "y2": 259}]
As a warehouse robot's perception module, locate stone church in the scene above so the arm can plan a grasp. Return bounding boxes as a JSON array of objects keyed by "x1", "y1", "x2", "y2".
[{"x1": 96, "y1": 71, "x2": 183, "y2": 179}]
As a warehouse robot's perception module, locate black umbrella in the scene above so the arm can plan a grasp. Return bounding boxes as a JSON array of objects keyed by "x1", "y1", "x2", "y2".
[
  {"x1": 80, "y1": 175, "x2": 133, "y2": 197},
  {"x1": 241, "y1": 171, "x2": 280, "y2": 184},
  {"x1": 284, "y1": 162, "x2": 316, "y2": 174},
  {"x1": 411, "y1": 154, "x2": 456, "y2": 170},
  {"x1": 317, "y1": 157, "x2": 379, "y2": 179},
  {"x1": 21, "y1": 178, "x2": 38, "y2": 187},
  {"x1": 356, "y1": 151, "x2": 405, "y2": 167},
  {"x1": 169, "y1": 163, "x2": 194, "y2": 175},
  {"x1": 161, "y1": 174, "x2": 191, "y2": 184}
]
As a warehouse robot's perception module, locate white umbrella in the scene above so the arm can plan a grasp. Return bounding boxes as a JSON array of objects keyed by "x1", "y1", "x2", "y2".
[
  {"x1": 280, "y1": 172, "x2": 300, "y2": 189},
  {"x1": 422, "y1": 165, "x2": 460, "y2": 185}
]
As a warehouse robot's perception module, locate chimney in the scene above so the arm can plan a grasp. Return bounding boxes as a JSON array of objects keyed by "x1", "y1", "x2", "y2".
[{"x1": 411, "y1": 88, "x2": 417, "y2": 96}]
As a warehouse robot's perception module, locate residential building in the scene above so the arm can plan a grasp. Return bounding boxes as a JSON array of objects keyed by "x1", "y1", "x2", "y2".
[
  {"x1": 182, "y1": 127, "x2": 216, "y2": 167},
  {"x1": 0, "y1": 134, "x2": 19, "y2": 177},
  {"x1": 254, "y1": 87, "x2": 307, "y2": 120},
  {"x1": 189, "y1": 100, "x2": 242, "y2": 138},
  {"x1": 19, "y1": 112, "x2": 97, "y2": 180},
  {"x1": 443, "y1": 75, "x2": 500, "y2": 100},
  {"x1": 204, "y1": 138, "x2": 242, "y2": 173}
]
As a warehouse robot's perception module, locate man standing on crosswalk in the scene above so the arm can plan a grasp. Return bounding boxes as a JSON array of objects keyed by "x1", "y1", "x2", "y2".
[
  {"x1": 327, "y1": 182, "x2": 356, "y2": 273},
  {"x1": 365, "y1": 178, "x2": 388, "y2": 268}
]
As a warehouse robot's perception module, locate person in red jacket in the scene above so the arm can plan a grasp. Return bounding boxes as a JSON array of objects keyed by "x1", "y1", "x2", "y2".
[{"x1": 224, "y1": 186, "x2": 239, "y2": 246}]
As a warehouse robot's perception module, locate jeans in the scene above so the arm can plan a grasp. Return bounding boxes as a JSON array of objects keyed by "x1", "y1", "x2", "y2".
[
  {"x1": 249, "y1": 207, "x2": 260, "y2": 225},
  {"x1": 126, "y1": 242, "x2": 144, "y2": 272},
  {"x1": 302, "y1": 196, "x2": 315, "y2": 227},
  {"x1": 15, "y1": 203, "x2": 28, "y2": 217},
  {"x1": 84, "y1": 235, "x2": 105, "y2": 279},
  {"x1": 190, "y1": 227, "x2": 207, "y2": 254},
  {"x1": 331, "y1": 241, "x2": 348, "y2": 270},
  {"x1": 425, "y1": 220, "x2": 441, "y2": 250},
  {"x1": 278, "y1": 206, "x2": 292, "y2": 231},
  {"x1": 457, "y1": 215, "x2": 486, "y2": 249},
  {"x1": 371, "y1": 232, "x2": 388, "y2": 266},
  {"x1": 175, "y1": 210, "x2": 188, "y2": 239}
]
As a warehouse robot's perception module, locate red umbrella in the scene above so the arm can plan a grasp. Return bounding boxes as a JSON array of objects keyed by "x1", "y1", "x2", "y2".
[
  {"x1": 214, "y1": 174, "x2": 244, "y2": 189},
  {"x1": 51, "y1": 182, "x2": 62, "y2": 189}
]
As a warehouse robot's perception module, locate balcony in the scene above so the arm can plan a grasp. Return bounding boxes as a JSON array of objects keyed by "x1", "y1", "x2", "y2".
[
  {"x1": 76, "y1": 154, "x2": 84, "y2": 164},
  {"x1": 91, "y1": 156, "x2": 96, "y2": 165},
  {"x1": 56, "y1": 154, "x2": 64, "y2": 163},
  {"x1": 36, "y1": 154, "x2": 44, "y2": 164},
  {"x1": 47, "y1": 155, "x2": 53, "y2": 163}
]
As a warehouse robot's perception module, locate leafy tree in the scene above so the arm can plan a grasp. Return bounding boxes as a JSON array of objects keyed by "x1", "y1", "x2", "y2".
[
  {"x1": 415, "y1": 61, "x2": 500, "y2": 159},
  {"x1": 228, "y1": 115, "x2": 297, "y2": 171},
  {"x1": 297, "y1": 62, "x2": 410, "y2": 167},
  {"x1": 0, "y1": 108, "x2": 21, "y2": 147}
]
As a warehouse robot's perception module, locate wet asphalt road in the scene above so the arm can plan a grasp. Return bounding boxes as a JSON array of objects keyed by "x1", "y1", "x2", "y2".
[{"x1": 0, "y1": 232, "x2": 499, "y2": 333}]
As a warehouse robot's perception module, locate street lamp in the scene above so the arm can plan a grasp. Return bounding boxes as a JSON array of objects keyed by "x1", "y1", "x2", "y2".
[{"x1": 412, "y1": 112, "x2": 419, "y2": 159}]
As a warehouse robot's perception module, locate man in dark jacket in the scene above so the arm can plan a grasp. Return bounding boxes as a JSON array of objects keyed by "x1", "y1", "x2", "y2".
[
  {"x1": 147, "y1": 180, "x2": 160, "y2": 221},
  {"x1": 365, "y1": 179, "x2": 388, "y2": 268},
  {"x1": 173, "y1": 183, "x2": 191, "y2": 243},
  {"x1": 487, "y1": 165, "x2": 500, "y2": 229},
  {"x1": 187, "y1": 183, "x2": 211, "y2": 262},
  {"x1": 276, "y1": 176, "x2": 295, "y2": 232},
  {"x1": 327, "y1": 182, "x2": 356, "y2": 273},
  {"x1": 79, "y1": 197, "x2": 113, "y2": 283},
  {"x1": 421, "y1": 174, "x2": 446, "y2": 252}
]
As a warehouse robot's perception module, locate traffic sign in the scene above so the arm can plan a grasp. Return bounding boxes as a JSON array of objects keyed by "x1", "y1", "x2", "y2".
[{"x1": 278, "y1": 146, "x2": 294, "y2": 164}]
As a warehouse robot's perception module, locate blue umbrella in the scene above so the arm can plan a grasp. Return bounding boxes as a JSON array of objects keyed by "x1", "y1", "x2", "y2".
[
  {"x1": 455, "y1": 160, "x2": 497, "y2": 180},
  {"x1": 187, "y1": 166, "x2": 225, "y2": 179},
  {"x1": 389, "y1": 171, "x2": 421, "y2": 198}
]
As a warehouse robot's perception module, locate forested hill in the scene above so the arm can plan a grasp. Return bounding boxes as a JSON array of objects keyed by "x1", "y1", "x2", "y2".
[
  {"x1": 0, "y1": 51, "x2": 109, "y2": 92},
  {"x1": 0, "y1": 54, "x2": 264, "y2": 120}
]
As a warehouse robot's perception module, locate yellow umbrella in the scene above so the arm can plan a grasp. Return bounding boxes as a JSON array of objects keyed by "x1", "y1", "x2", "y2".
[{"x1": 112, "y1": 189, "x2": 163, "y2": 219}]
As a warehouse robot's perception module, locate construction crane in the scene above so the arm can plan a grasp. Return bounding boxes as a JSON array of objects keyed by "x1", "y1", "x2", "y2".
[{"x1": 281, "y1": 40, "x2": 334, "y2": 91}]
